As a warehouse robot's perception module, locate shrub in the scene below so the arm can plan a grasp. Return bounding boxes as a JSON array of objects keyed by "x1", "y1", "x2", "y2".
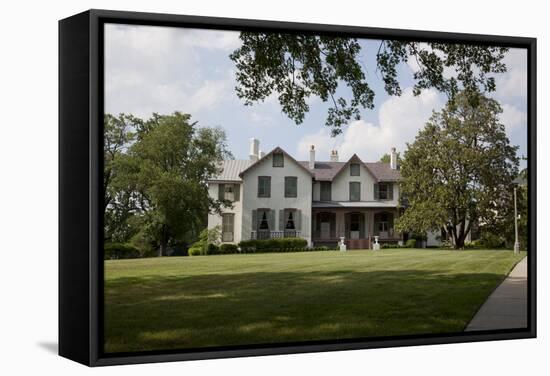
[
  {"x1": 238, "y1": 238, "x2": 308, "y2": 253},
  {"x1": 219, "y1": 243, "x2": 239, "y2": 254},
  {"x1": 481, "y1": 233, "x2": 506, "y2": 249},
  {"x1": 405, "y1": 239, "x2": 417, "y2": 248},
  {"x1": 205, "y1": 243, "x2": 220, "y2": 255},
  {"x1": 188, "y1": 247, "x2": 203, "y2": 256},
  {"x1": 104, "y1": 243, "x2": 140, "y2": 259}
]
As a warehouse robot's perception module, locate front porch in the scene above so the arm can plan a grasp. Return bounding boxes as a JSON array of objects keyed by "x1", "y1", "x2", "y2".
[{"x1": 311, "y1": 206, "x2": 402, "y2": 249}]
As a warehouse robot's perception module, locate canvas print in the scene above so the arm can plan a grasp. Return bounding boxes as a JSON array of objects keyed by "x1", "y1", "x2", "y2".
[{"x1": 102, "y1": 23, "x2": 529, "y2": 354}]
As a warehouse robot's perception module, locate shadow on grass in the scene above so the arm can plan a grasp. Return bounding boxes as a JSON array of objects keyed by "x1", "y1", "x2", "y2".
[{"x1": 104, "y1": 268, "x2": 512, "y2": 353}]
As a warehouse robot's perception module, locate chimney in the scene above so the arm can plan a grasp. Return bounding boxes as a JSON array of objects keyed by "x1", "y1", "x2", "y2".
[
  {"x1": 330, "y1": 150, "x2": 339, "y2": 162},
  {"x1": 390, "y1": 147, "x2": 397, "y2": 170},
  {"x1": 309, "y1": 145, "x2": 315, "y2": 169},
  {"x1": 259, "y1": 150, "x2": 266, "y2": 159},
  {"x1": 249, "y1": 138, "x2": 259, "y2": 161}
]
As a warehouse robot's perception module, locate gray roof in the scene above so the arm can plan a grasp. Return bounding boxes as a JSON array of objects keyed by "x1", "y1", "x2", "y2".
[
  {"x1": 298, "y1": 161, "x2": 401, "y2": 182},
  {"x1": 210, "y1": 157, "x2": 401, "y2": 183},
  {"x1": 209, "y1": 160, "x2": 254, "y2": 182}
]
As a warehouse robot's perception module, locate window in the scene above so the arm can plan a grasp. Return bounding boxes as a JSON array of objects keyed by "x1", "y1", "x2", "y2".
[
  {"x1": 285, "y1": 176, "x2": 297, "y2": 198},
  {"x1": 224, "y1": 184, "x2": 234, "y2": 201},
  {"x1": 258, "y1": 211, "x2": 269, "y2": 230},
  {"x1": 221, "y1": 214, "x2": 234, "y2": 242},
  {"x1": 349, "y1": 182, "x2": 361, "y2": 201},
  {"x1": 320, "y1": 181, "x2": 331, "y2": 201},
  {"x1": 350, "y1": 163, "x2": 360, "y2": 176},
  {"x1": 374, "y1": 212, "x2": 393, "y2": 236},
  {"x1": 218, "y1": 183, "x2": 239, "y2": 201},
  {"x1": 273, "y1": 152, "x2": 284, "y2": 167},
  {"x1": 258, "y1": 176, "x2": 271, "y2": 197},
  {"x1": 285, "y1": 210, "x2": 296, "y2": 230},
  {"x1": 375, "y1": 183, "x2": 393, "y2": 200}
]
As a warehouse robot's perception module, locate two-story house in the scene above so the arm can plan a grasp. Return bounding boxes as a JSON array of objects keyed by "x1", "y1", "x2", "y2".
[{"x1": 207, "y1": 138, "x2": 403, "y2": 249}]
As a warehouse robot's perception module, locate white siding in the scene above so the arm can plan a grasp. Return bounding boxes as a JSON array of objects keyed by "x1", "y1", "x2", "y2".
[
  {"x1": 241, "y1": 154, "x2": 313, "y2": 245},
  {"x1": 207, "y1": 182, "x2": 244, "y2": 244}
]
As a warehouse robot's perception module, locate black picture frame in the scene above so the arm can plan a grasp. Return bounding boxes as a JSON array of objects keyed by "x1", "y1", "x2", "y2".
[{"x1": 59, "y1": 9, "x2": 537, "y2": 367}]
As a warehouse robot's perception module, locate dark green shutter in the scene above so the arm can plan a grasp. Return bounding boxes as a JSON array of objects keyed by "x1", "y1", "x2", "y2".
[
  {"x1": 374, "y1": 183, "x2": 379, "y2": 200},
  {"x1": 268, "y1": 210, "x2": 275, "y2": 230},
  {"x1": 234, "y1": 184, "x2": 240, "y2": 201},
  {"x1": 330, "y1": 213, "x2": 336, "y2": 238},
  {"x1": 295, "y1": 210, "x2": 301, "y2": 231},
  {"x1": 266, "y1": 177, "x2": 271, "y2": 197},
  {"x1": 279, "y1": 210, "x2": 284, "y2": 230},
  {"x1": 252, "y1": 210, "x2": 257, "y2": 231},
  {"x1": 218, "y1": 184, "x2": 225, "y2": 200},
  {"x1": 388, "y1": 183, "x2": 393, "y2": 200}
]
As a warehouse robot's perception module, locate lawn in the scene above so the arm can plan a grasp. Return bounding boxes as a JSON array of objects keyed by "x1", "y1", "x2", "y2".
[{"x1": 104, "y1": 249, "x2": 525, "y2": 353}]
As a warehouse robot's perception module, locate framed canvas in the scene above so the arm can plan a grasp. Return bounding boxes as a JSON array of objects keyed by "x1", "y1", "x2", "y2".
[{"x1": 59, "y1": 9, "x2": 537, "y2": 366}]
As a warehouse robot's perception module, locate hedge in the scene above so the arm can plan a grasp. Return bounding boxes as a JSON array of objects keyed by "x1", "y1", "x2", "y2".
[
  {"x1": 405, "y1": 239, "x2": 417, "y2": 248},
  {"x1": 104, "y1": 243, "x2": 140, "y2": 259},
  {"x1": 219, "y1": 243, "x2": 239, "y2": 254},
  {"x1": 238, "y1": 238, "x2": 308, "y2": 253}
]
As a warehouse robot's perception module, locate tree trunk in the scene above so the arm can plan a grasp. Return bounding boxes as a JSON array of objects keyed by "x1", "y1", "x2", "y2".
[{"x1": 158, "y1": 225, "x2": 167, "y2": 257}]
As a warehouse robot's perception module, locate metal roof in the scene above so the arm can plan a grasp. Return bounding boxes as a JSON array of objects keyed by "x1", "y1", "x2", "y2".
[
  {"x1": 209, "y1": 156, "x2": 401, "y2": 183},
  {"x1": 312, "y1": 201, "x2": 399, "y2": 208},
  {"x1": 209, "y1": 160, "x2": 254, "y2": 182}
]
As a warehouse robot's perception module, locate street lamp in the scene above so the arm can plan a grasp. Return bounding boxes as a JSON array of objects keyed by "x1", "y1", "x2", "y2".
[{"x1": 512, "y1": 176, "x2": 526, "y2": 255}]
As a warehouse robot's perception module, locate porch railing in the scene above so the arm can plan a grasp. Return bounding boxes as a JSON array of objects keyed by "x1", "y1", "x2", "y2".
[{"x1": 251, "y1": 230, "x2": 301, "y2": 240}]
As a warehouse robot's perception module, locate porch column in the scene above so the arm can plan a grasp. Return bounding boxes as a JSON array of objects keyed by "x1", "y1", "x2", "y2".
[{"x1": 335, "y1": 210, "x2": 346, "y2": 238}]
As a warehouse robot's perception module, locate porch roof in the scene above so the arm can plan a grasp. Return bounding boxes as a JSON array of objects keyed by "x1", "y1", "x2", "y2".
[{"x1": 312, "y1": 201, "x2": 398, "y2": 208}]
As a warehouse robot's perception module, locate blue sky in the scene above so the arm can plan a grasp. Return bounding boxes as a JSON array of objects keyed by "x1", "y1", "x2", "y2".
[{"x1": 104, "y1": 24, "x2": 527, "y2": 167}]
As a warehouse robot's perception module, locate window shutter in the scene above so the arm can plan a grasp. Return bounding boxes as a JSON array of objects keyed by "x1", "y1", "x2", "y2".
[
  {"x1": 388, "y1": 183, "x2": 393, "y2": 200},
  {"x1": 268, "y1": 210, "x2": 275, "y2": 230},
  {"x1": 218, "y1": 184, "x2": 225, "y2": 201},
  {"x1": 374, "y1": 183, "x2": 379, "y2": 200},
  {"x1": 345, "y1": 213, "x2": 351, "y2": 238},
  {"x1": 267, "y1": 177, "x2": 271, "y2": 197},
  {"x1": 252, "y1": 210, "x2": 257, "y2": 231},
  {"x1": 279, "y1": 209, "x2": 284, "y2": 231},
  {"x1": 295, "y1": 210, "x2": 301, "y2": 231},
  {"x1": 234, "y1": 184, "x2": 240, "y2": 201}
]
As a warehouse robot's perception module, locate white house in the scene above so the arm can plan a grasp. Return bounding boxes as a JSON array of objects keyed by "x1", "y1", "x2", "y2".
[{"x1": 207, "y1": 138, "x2": 409, "y2": 249}]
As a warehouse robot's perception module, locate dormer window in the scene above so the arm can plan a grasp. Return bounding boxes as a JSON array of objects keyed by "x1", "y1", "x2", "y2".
[
  {"x1": 350, "y1": 163, "x2": 360, "y2": 176},
  {"x1": 273, "y1": 152, "x2": 284, "y2": 167}
]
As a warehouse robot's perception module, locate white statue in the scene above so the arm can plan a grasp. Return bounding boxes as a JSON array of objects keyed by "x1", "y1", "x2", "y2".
[
  {"x1": 339, "y1": 236, "x2": 347, "y2": 252},
  {"x1": 373, "y1": 235, "x2": 380, "y2": 251}
]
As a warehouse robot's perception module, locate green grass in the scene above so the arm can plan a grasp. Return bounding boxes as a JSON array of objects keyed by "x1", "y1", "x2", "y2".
[{"x1": 104, "y1": 249, "x2": 525, "y2": 353}]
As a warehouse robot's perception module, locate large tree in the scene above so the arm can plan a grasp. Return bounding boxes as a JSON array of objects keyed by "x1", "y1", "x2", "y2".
[
  {"x1": 395, "y1": 92, "x2": 519, "y2": 249},
  {"x1": 230, "y1": 35, "x2": 508, "y2": 135},
  {"x1": 109, "y1": 112, "x2": 232, "y2": 256}
]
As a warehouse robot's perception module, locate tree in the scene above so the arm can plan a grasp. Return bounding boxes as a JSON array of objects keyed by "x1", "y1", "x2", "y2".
[
  {"x1": 230, "y1": 35, "x2": 508, "y2": 135},
  {"x1": 395, "y1": 92, "x2": 519, "y2": 249},
  {"x1": 103, "y1": 114, "x2": 138, "y2": 211},
  {"x1": 110, "y1": 112, "x2": 232, "y2": 256},
  {"x1": 380, "y1": 152, "x2": 401, "y2": 165}
]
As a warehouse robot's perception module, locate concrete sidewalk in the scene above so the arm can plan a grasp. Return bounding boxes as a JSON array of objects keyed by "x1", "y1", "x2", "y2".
[{"x1": 465, "y1": 257, "x2": 528, "y2": 331}]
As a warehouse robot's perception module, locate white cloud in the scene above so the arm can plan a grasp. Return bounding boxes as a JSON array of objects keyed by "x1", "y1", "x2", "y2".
[
  {"x1": 500, "y1": 104, "x2": 527, "y2": 134},
  {"x1": 104, "y1": 24, "x2": 240, "y2": 118},
  {"x1": 495, "y1": 48, "x2": 527, "y2": 99},
  {"x1": 297, "y1": 88, "x2": 444, "y2": 162}
]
